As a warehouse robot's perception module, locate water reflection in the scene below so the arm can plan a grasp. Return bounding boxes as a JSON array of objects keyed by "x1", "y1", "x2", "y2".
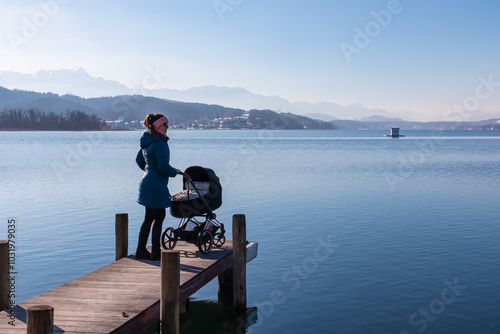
[
  {"x1": 180, "y1": 299, "x2": 257, "y2": 334},
  {"x1": 143, "y1": 299, "x2": 257, "y2": 334}
]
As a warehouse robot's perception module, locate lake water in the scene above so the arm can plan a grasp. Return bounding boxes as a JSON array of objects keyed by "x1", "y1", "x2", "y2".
[{"x1": 1, "y1": 130, "x2": 499, "y2": 333}]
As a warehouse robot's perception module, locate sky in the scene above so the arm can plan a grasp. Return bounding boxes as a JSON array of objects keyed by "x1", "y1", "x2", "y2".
[{"x1": 1, "y1": 0, "x2": 500, "y2": 121}]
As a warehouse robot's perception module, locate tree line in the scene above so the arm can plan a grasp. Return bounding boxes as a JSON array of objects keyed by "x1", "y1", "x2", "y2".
[{"x1": 0, "y1": 109, "x2": 107, "y2": 130}]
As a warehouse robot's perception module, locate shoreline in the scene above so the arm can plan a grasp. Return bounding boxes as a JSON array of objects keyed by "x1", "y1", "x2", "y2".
[
  {"x1": 0, "y1": 128, "x2": 129, "y2": 131},
  {"x1": 1, "y1": 128, "x2": 500, "y2": 132}
]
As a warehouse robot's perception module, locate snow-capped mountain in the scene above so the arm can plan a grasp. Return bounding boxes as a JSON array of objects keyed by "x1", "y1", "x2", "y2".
[
  {"x1": 0, "y1": 68, "x2": 414, "y2": 120},
  {"x1": 3, "y1": 68, "x2": 499, "y2": 121},
  {"x1": 0, "y1": 68, "x2": 131, "y2": 98},
  {"x1": 0, "y1": 68, "x2": 411, "y2": 120}
]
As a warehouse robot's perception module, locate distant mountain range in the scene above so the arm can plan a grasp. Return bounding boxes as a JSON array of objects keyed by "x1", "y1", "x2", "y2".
[
  {"x1": 0, "y1": 85, "x2": 238, "y2": 123},
  {"x1": 1, "y1": 85, "x2": 498, "y2": 131},
  {"x1": 331, "y1": 118, "x2": 500, "y2": 131},
  {"x1": 0, "y1": 86, "x2": 337, "y2": 130},
  {"x1": 0, "y1": 68, "x2": 130, "y2": 98},
  {"x1": 4, "y1": 68, "x2": 500, "y2": 122},
  {"x1": 1, "y1": 68, "x2": 500, "y2": 130}
]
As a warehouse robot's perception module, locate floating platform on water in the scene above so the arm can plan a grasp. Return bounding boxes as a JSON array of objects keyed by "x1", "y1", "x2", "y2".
[{"x1": 384, "y1": 127, "x2": 405, "y2": 137}]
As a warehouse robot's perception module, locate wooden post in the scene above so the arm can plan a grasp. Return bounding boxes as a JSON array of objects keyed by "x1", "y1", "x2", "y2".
[
  {"x1": 115, "y1": 213, "x2": 128, "y2": 261},
  {"x1": 218, "y1": 267, "x2": 233, "y2": 306},
  {"x1": 161, "y1": 250, "x2": 180, "y2": 334},
  {"x1": 233, "y1": 214, "x2": 247, "y2": 311},
  {"x1": 27, "y1": 305, "x2": 54, "y2": 334},
  {"x1": 0, "y1": 241, "x2": 9, "y2": 310}
]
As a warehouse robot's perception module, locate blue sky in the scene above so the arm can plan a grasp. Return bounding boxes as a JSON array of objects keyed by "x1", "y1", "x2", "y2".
[{"x1": 1, "y1": 0, "x2": 500, "y2": 120}]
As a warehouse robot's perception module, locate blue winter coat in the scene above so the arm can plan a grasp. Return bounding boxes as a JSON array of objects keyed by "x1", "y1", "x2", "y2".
[{"x1": 136, "y1": 130, "x2": 178, "y2": 208}]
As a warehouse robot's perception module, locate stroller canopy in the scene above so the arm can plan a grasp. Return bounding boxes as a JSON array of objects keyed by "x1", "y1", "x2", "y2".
[
  {"x1": 170, "y1": 166, "x2": 222, "y2": 218},
  {"x1": 185, "y1": 166, "x2": 222, "y2": 209}
]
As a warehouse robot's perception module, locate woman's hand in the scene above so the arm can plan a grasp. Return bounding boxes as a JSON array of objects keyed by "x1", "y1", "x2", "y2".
[{"x1": 176, "y1": 169, "x2": 191, "y2": 181}]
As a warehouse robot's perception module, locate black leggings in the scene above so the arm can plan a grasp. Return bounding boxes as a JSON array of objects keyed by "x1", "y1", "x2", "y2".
[{"x1": 137, "y1": 207, "x2": 166, "y2": 252}]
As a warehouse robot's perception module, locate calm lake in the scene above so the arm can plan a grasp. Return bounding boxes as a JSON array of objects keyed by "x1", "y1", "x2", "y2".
[{"x1": 1, "y1": 129, "x2": 499, "y2": 333}]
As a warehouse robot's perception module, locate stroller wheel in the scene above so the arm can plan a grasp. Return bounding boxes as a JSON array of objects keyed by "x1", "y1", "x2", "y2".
[
  {"x1": 161, "y1": 227, "x2": 177, "y2": 250},
  {"x1": 197, "y1": 230, "x2": 213, "y2": 254},
  {"x1": 213, "y1": 232, "x2": 226, "y2": 248}
]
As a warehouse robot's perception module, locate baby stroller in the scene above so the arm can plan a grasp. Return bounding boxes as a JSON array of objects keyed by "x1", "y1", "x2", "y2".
[{"x1": 161, "y1": 166, "x2": 226, "y2": 254}]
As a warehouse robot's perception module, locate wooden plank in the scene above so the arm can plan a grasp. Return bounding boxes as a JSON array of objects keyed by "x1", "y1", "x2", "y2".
[{"x1": 0, "y1": 240, "x2": 257, "y2": 333}]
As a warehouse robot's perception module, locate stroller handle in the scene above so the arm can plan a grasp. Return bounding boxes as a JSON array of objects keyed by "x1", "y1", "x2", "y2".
[{"x1": 178, "y1": 170, "x2": 191, "y2": 181}]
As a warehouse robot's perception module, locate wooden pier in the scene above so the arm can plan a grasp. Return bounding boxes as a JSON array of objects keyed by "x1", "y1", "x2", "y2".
[{"x1": 0, "y1": 214, "x2": 257, "y2": 333}]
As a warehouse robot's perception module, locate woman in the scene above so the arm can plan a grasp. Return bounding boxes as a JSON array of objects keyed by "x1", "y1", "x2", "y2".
[{"x1": 135, "y1": 113, "x2": 188, "y2": 260}]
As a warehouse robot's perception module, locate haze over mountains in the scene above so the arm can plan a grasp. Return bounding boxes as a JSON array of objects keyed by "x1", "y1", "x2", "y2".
[
  {"x1": 1, "y1": 68, "x2": 500, "y2": 123},
  {"x1": 0, "y1": 68, "x2": 488, "y2": 123}
]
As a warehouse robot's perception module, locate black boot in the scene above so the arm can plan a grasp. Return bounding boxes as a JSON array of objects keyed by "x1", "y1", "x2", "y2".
[{"x1": 135, "y1": 224, "x2": 151, "y2": 259}]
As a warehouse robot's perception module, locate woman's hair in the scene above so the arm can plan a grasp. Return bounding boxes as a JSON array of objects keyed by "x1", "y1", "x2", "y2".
[{"x1": 144, "y1": 113, "x2": 164, "y2": 139}]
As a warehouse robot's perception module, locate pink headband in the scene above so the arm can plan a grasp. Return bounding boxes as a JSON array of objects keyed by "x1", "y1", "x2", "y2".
[{"x1": 153, "y1": 116, "x2": 168, "y2": 128}]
